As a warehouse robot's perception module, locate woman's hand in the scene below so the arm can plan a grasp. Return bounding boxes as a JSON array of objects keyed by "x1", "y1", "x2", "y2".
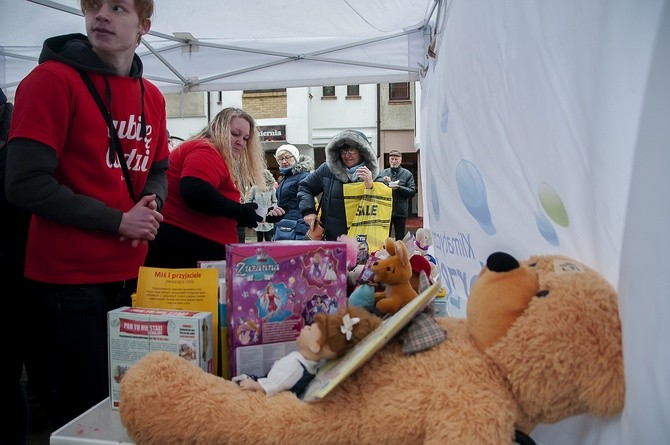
[
  {"x1": 267, "y1": 207, "x2": 285, "y2": 218},
  {"x1": 304, "y1": 213, "x2": 317, "y2": 226},
  {"x1": 265, "y1": 206, "x2": 286, "y2": 223},
  {"x1": 357, "y1": 167, "x2": 374, "y2": 189}
]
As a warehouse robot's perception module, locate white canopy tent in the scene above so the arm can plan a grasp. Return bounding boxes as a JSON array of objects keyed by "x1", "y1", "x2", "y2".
[
  {"x1": 1, "y1": 1, "x2": 669, "y2": 444},
  {"x1": 1, "y1": 0, "x2": 436, "y2": 95}
]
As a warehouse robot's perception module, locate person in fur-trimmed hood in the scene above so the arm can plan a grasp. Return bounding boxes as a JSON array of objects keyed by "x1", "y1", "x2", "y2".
[{"x1": 298, "y1": 130, "x2": 383, "y2": 241}]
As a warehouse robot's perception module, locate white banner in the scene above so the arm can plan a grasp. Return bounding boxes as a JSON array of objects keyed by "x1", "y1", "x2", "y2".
[{"x1": 420, "y1": 0, "x2": 668, "y2": 443}]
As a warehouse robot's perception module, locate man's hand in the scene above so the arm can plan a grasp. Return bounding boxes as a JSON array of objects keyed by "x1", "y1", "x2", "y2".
[{"x1": 118, "y1": 194, "x2": 164, "y2": 247}]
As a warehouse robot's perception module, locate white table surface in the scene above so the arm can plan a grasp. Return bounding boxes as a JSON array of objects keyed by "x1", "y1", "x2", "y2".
[{"x1": 50, "y1": 398, "x2": 133, "y2": 444}]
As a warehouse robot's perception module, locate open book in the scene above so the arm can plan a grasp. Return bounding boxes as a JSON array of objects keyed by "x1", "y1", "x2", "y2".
[{"x1": 301, "y1": 281, "x2": 441, "y2": 402}]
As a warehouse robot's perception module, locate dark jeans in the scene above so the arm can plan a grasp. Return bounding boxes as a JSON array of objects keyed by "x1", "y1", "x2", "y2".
[
  {"x1": 390, "y1": 216, "x2": 407, "y2": 241},
  {"x1": 256, "y1": 230, "x2": 272, "y2": 242},
  {"x1": 0, "y1": 193, "x2": 33, "y2": 445},
  {"x1": 2, "y1": 272, "x2": 30, "y2": 445},
  {"x1": 7, "y1": 314, "x2": 29, "y2": 445},
  {"x1": 27, "y1": 280, "x2": 135, "y2": 430}
]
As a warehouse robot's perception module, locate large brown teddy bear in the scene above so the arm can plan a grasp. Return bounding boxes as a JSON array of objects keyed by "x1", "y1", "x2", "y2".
[{"x1": 119, "y1": 252, "x2": 624, "y2": 444}]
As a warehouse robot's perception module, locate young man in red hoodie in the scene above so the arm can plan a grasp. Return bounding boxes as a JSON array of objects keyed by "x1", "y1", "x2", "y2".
[{"x1": 5, "y1": 0, "x2": 168, "y2": 430}]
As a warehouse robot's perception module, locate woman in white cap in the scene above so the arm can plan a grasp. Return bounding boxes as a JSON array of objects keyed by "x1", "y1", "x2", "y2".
[{"x1": 267, "y1": 144, "x2": 314, "y2": 240}]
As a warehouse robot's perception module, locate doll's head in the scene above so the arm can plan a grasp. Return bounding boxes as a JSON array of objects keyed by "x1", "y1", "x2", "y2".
[{"x1": 309, "y1": 306, "x2": 381, "y2": 359}]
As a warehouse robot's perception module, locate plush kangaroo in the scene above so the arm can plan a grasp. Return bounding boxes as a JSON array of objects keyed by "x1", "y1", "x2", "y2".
[{"x1": 371, "y1": 237, "x2": 417, "y2": 314}]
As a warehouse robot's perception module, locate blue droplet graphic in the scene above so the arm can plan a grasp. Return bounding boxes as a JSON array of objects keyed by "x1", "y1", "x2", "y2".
[
  {"x1": 456, "y1": 160, "x2": 496, "y2": 235},
  {"x1": 441, "y1": 102, "x2": 449, "y2": 133},
  {"x1": 429, "y1": 173, "x2": 441, "y2": 221},
  {"x1": 535, "y1": 210, "x2": 559, "y2": 246}
]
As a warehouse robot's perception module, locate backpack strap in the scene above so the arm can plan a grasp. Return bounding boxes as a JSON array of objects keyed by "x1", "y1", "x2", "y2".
[{"x1": 77, "y1": 70, "x2": 137, "y2": 203}]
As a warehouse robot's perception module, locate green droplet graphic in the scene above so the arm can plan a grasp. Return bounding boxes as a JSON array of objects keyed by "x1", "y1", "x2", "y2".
[{"x1": 538, "y1": 182, "x2": 569, "y2": 227}]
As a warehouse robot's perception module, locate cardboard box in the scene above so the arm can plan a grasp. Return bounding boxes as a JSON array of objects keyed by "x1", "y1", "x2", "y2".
[
  {"x1": 433, "y1": 286, "x2": 450, "y2": 317},
  {"x1": 225, "y1": 241, "x2": 348, "y2": 378},
  {"x1": 134, "y1": 267, "x2": 221, "y2": 376},
  {"x1": 197, "y1": 260, "x2": 230, "y2": 379},
  {"x1": 108, "y1": 307, "x2": 213, "y2": 409}
]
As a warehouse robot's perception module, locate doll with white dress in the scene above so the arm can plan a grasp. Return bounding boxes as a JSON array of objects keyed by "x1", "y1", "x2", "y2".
[{"x1": 234, "y1": 306, "x2": 380, "y2": 397}]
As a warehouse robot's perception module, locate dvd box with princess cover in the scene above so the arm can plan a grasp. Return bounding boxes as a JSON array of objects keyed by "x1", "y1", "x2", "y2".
[{"x1": 225, "y1": 241, "x2": 348, "y2": 379}]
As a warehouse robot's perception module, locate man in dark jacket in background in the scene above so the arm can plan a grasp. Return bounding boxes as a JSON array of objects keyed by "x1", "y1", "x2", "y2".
[{"x1": 380, "y1": 150, "x2": 417, "y2": 241}]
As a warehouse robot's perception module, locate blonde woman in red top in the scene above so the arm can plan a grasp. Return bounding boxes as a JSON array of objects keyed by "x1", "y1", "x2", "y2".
[{"x1": 145, "y1": 107, "x2": 266, "y2": 268}]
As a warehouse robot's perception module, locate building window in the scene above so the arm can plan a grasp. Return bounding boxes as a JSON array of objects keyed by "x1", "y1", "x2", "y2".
[
  {"x1": 389, "y1": 82, "x2": 410, "y2": 101},
  {"x1": 346, "y1": 85, "x2": 360, "y2": 97},
  {"x1": 322, "y1": 86, "x2": 336, "y2": 97}
]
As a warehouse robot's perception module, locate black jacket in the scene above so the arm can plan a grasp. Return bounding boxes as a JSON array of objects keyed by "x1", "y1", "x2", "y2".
[
  {"x1": 298, "y1": 130, "x2": 383, "y2": 241},
  {"x1": 272, "y1": 155, "x2": 314, "y2": 237},
  {"x1": 0, "y1": 97, "x2": 30, "y2": 273},
  {"x1": 379, "y1": 166, "x2": 416, "y2": 217}
]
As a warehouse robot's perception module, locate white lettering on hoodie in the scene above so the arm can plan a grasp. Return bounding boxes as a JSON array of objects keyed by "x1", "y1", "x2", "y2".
[{"x1": 104, "y1": 114, "x2": 153, "y2": 172}]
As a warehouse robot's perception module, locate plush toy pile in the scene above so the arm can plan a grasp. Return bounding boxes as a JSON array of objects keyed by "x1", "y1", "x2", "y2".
[{"x1": 119, "y1": 252, "x2": 624, "y2": 444}]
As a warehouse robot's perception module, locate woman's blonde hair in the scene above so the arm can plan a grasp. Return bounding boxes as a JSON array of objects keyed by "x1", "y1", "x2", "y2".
[{"x1": 191, "y1": 107, "x2": 266, "y2": 195}]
